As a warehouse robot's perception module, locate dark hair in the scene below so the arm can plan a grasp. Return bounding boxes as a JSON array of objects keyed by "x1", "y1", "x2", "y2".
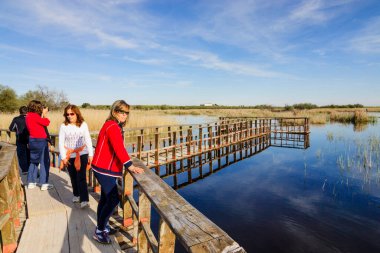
[
  {"x1": 63, "y1": 104, "x2": 84, "y2": 127},
  {"x1": 19, "y1": 106, "x2": 28, "y2": 115},
  {"x1": 106, "y1": 100, "x2": 130, "y2": 127},
  {"x1": 27, "y1": 100, "x2": 43, "y2": 114}
]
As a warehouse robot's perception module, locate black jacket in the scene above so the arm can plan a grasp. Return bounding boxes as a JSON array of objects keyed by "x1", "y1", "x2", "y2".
[{"x1": 9, "y1": 115, "x2": 29, "y2": 144}]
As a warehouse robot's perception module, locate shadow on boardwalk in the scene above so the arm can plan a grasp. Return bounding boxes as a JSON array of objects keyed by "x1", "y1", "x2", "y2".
[{"x1": 17, "y1": 167, "x2": 126, "y2": 253}]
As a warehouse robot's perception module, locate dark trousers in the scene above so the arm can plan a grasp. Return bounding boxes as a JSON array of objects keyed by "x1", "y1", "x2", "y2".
[
  {"x1": 16, "y1": 141, "x2": 30, "y2": 173},
  {"x1": 28, "y1": 138, "x2": 50, "y2": 184},
  {"x1": 67, "y1": 154, "x2": 89, "y2": 202},
  {"x1": 94, "y1": 171, "x2": 120, "y2": 231}
]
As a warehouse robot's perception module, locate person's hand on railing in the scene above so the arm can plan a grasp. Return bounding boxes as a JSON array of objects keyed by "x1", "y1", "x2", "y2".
[{"x1": 128, "y1": 164, "x2": 144, "y2": 174}]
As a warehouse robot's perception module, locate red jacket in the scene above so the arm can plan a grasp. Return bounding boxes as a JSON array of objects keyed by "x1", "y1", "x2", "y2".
[
  {"x1": 91, "y1": 120, "x2": 132, "y2": 177},
  {"x1": 25, "y1": 112, "x2": 50, "y2": 139}
]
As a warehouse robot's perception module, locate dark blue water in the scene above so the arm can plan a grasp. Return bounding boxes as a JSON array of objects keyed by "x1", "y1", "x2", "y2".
[{"x1": 168, "y1": 122, "x2": 380, "y2": 252}]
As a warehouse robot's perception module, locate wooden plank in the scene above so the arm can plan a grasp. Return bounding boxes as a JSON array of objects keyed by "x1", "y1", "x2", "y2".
[
  {"x1": 17, "y1": 212, "x2": 69, "y2": 253},
  {"x1": 49, "y1": 167, "x2": 123, "y2": 253},
  {"x1": 24, "y1": 181, "x2": 66, "y2": 218}
]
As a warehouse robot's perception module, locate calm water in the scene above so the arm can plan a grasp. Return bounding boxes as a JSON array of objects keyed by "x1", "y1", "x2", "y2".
[{"x1": 163, "y1": 120, "x2": 380, "y2": 252}]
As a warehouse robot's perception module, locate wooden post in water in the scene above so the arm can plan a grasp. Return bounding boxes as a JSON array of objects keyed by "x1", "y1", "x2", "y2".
[
  {"x1": 198, "y1": 125, "x2": 203, "y2": 177},
  {"x1": 187, "y1": 128, "x2": 192, "y2": 183},
  {"x1": 217, "y1": 124, "x2": 221, "y2": 169},
  {"x1": 254, "y1": 120, "x2": 258, "y2": 153},
  {"x1": 239, "y1": 122, "x2": 243, "y2": 160},
  {"x1": 208, "y1": 125, "x2": 213, "y2": 173},
  {"x1": 155, "y1": 128, "x2": 159, "y2": 175},
  {"x1": 172, "y1": 131, "x2": 177, "y2": 185},
  {"x1": 137, "y1": 135, "x2": 142, "y2": 160},
  {"x1": 233, "y1": 123, "x2": 237, "y2": 162}
]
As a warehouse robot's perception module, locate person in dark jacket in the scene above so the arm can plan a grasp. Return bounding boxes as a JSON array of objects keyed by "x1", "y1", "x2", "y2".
[
  {"x1": 9, "y1": 106, "x2": 30, "y2": 174},
  {"x1": 91, "y1": 100, "x2": 144, "y2": 244}
]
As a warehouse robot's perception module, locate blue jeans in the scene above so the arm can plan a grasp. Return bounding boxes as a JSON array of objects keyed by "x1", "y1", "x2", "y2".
[
  {"x1": 94, "y1": 171, "x2": 120, "y2": 230},
  {"x1": 16, "y1": 141, "x2": 30, "y2": 173},
  {"x1": 28, "y1": 138, "x2": 50, "y2": 184}
]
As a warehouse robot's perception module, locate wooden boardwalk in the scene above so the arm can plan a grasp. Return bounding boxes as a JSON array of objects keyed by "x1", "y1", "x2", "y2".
[{"x1": 17, "y1": 167, "x2": 127, "y2": 253}]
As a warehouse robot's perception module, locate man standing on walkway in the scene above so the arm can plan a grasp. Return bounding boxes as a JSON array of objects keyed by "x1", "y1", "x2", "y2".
[{"x1": 9, "y1": 106, "x2": 30, "y2": 174}]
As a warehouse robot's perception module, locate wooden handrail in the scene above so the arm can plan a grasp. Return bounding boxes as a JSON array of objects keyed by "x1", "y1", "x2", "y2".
[{"x1": 123, "y1": 158, "x2": 246, "y2": 253}]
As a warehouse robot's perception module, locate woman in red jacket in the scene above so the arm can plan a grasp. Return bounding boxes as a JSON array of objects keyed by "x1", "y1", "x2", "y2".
[
  {"x1": 25, "y1": 100, "x2": 52, "y2": 190},
  {"x1": 92, "y1": 100, "x2": 144, "y2": 244}
]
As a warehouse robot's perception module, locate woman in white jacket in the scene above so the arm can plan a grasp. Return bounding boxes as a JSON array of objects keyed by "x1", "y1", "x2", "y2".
[{"x1": 59, "y1": 104, "x2": 93, "y2": 208}]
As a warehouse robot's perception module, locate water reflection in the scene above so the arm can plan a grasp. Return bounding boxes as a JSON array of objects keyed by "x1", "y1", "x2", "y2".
[{"x1": 173, "y1": 122, "x2": 380, "y2": 253}]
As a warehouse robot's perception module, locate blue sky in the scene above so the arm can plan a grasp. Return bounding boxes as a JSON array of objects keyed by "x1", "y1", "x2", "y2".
[{"x1": 0, "y1": 0, "x2": 379, "y2": 106}]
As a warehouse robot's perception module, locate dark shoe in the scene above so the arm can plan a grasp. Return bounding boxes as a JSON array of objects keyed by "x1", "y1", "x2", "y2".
[
  {"x1": 106, "y1": 224, "x2": 118, "y2": 235},
  {"x1": 93, "y1": 229, "x2": 111, "y2": 244}
]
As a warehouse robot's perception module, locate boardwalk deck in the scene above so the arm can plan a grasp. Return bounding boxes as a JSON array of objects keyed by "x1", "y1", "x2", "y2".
[{"x1": 17, "y1": 167, "x2": 124, "y2": 253}]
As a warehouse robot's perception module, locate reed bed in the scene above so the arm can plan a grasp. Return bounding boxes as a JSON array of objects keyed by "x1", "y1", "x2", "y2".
[
  {"x1": 0, "y1": 109, "x2": 179, "y2": 134},
  {"x1": 0, "y1": 108, "x2": 376, "y2": 134}
]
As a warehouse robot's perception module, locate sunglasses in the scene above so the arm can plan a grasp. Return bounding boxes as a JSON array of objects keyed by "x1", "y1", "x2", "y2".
[
  {"x1": 65, "y1": 113, "x2": 75, "y2": 116},
  {"x1": 116, "y1": 110, "x2": 129, "y2": 115}
]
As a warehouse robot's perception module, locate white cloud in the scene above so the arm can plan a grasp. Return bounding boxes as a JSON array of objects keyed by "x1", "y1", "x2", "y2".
[
  {"x1": 170, "y1": 48, "x2": 287, "y2": 78},
  {"x1": 123, "y1": 56, "x2": 166, "y2": 65}
]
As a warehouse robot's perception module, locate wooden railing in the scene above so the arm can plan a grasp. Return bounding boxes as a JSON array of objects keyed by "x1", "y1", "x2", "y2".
[
  {"x1": 0, "y1": 142, "x2": 24, "y2": 253},
  {"x1": 122, "y1": 158, "x2": 246, "y2": 253}
]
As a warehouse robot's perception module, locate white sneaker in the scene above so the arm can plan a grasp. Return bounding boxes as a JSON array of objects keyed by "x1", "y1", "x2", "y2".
[
  {"x1": 27, "y1": 183, "x2": 37, "y2": 189},
  {"x1": 72, "y1": 196, "x2": 80, "y2": 203},
  {"x1": 80, "y1": 201, "x2": 89, "y2": 208},
  {"x1": 40, "y1": 184, "x2": 54, "y2": 191}
]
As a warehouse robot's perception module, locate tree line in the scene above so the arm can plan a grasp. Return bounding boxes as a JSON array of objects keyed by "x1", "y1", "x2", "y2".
[{"x1": 0, "y1": 84, "x2": 69, "y2": 113}]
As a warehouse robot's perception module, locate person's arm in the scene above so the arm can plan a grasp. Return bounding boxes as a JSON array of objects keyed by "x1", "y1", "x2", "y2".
[
  {"x1": 8, "y1": 118, "x2": 16, "y2": 132},
  {"x1": 83, "y1": 122, "x2": 94, "y2": 163},
  {"x1": 58, "y1": 125, "x2": 67, "y2": 164},
  {"x1": 107, "y1": 124, "x2": 144, "y2": 174}
]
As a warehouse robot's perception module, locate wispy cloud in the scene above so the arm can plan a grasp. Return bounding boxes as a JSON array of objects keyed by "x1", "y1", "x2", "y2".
[
  {"x1": 123, "y1": 56, "x2": 166, "y2": 65},
  {"x1": 170, "y1": 48, "x2": 287, "y2": 78},
  {"x1": 350, "y1": 17, "x2": 380, "y2": 54},
  {"x1": 0, "y1": 43, "x2": 38, "y2": 55}
]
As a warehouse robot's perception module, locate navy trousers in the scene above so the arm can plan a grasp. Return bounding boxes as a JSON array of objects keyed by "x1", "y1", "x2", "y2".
[
  {"x1": 67, "y1": 154, "x2": 89, "y2": 202},
  {"x1": 28, "y1": 138, "x2": 50, "y2": 184},
  {"x1": 16, "y1": 142, "x2": 30, "y2": 173},
  {"x1": 94, "y1": 171, "x2": 120, "y2": 231}
]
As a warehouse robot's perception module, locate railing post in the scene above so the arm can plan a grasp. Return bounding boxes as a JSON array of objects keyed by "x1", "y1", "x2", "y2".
[
  {"x1": 123, "y1": 171, "x2": 134, "y2": 228},
  {"x1": 158, "y1": 218, "x2": 175, "y2": 253},
  {"x1": 138, "y1": 191, "x2": 151, "y2": 253},
  {"x1": 137, "y1": 135, "x2": 142, "y2": 160}
]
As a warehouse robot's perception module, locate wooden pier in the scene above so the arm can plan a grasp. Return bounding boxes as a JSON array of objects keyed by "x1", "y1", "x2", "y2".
[{"x1": 0, "y1": 116, "x2": 309, "y2": 253}]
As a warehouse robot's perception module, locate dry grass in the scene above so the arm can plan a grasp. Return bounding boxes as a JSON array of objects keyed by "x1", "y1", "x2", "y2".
[
  {"x1": 0, "y1": 108, "x2": 376, "y2": 134},
  {"x1": 0, "y1": 109, "x2": 179, "y2": 134}
]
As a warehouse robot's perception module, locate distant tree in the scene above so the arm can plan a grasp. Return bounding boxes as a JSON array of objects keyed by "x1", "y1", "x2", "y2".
[
  {"x1": 0, "y1": 84, "x2": 18, "y2": 112},
  {"x1": 81, "y1": 102, "x2": 91, "y2": 108},
  {"x1": 284, "y1": 104, "x2": 294, "y2": 111},
  {"x1": 293, "y1": 103, "x2": 318, "y2": 110},
  {"x1": 19, "y1": 85, "x2": 69, "y2": 110}
]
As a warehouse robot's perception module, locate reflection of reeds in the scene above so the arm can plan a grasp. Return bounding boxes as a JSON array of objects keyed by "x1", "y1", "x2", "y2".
[{"x1": 331, "y1": 135, "x2": 380, "y2": 187}]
